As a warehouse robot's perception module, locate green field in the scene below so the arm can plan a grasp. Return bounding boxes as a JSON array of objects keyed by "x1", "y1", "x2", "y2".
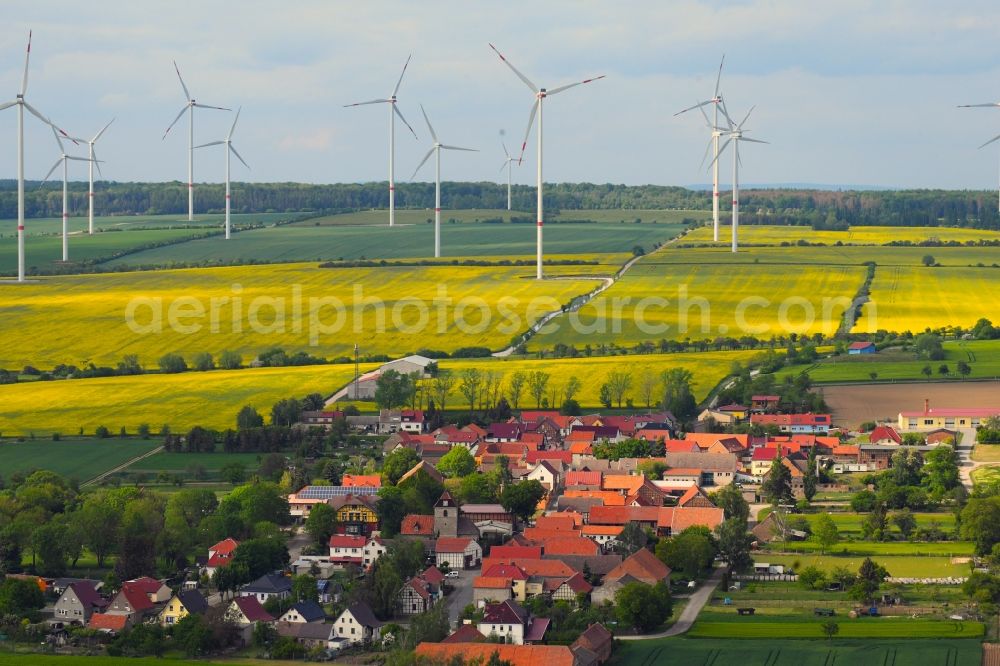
[
  {"x1": 121, "y1": 451, "x2": 265, "y2": 482},
  {"x1": 788, "y1": 512, "x2": 957, "y2": 537},
  {"x1": 103, "y1": 221, "x2": 688, "y2": 268},
  {"x1": 0, "y1": 438, "x2": 160, "y2": 481},
  {"x1": 757, "y1": 552, "x2": 971, "y2": 578},
  {"x1": 296, "y1": 207, "x2": 705, "y2": 226},
  {"x1": 614, "y1": 637, "x2": 981, "y2": 666},
  {"x1": 688, "y1": 617, "x2": 983, "y2": 639},
  {"x1": 6, "y1": 211, "x2": 299, "y2": 236},
  {"x1": 778, "y1": 340, "x2": 1000, "y2": 383},
  {"x1": 0, "y1": 262, "x2": 603, "y2": 368},
  {"x1": 684, "y1": 223, "x2": 1000, "y2": 245},
  {"x1": 0, "y1": 365, "x2": 367, "y2": 435}
]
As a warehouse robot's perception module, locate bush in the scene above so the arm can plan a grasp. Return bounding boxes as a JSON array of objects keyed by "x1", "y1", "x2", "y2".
[
  {"x1": 95, "y1": 425, "x2": 111, "y2": 439},
  {"x1": 158, "y1": 353, "x2": 188, "y2": 374},
  {"x1": 798, "y1": 565, "x2": 827, "y2": 590}
]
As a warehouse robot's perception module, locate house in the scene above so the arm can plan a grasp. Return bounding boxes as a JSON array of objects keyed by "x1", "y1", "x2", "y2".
[
  {"x1": 286, "y1": 484, "x2": 378, "y2": 519},
  {"x1": 441, "y1": 624, "x2": 488, "y2": 643},
  {"x1": 239, "y1": 574, "x2": 292, "y2": 603},
  {"x1": 751, "y1": 394, "x2": 781, "y2": 413},
  {"x1": 477, "y1": 599, "x2": 549, "y2": 645},
  {"x1": 848, "y1": 341, "x2": 877, "y2": 355},
  {"x1": 751, "y1": 446, "x2": 781, "y2": 477},
  {"x1": 400, "y1": 409, "x2": 427, "y2": 433},
  {"x1": 54, "y1": 581, "x2": 108, "y2": 625},
  {"x1": 204, "y1": 537, "x2": 240, "y2": 576},
  {"x1": 593, "y1": 548, "x2": 671, "y2": 605},
  {"x1": 525, "y1": 460, "x2": 560, "y2": 491},
  {"x1": 398, "y1": 460, "x2": 446, "y2": 485},
  {"x1": 869, "y1": 425, "x2": 902, "y2": 445},
  {"x1": 551, "y1": 572, "x2": 592, "y2": 605},
  {"x1": 279, "y1": 600, "x2": 326, "y2": 624},
  {"x1": 50, "y1": 577, "x2": 102, "y2": 598},
  {"x1": 571, "y1": 623, "x2": 614, "y2": 665},
  {"x1": 88, "y1": 612, "x2": 129, "y2": 634},
  {"x1": 474, "y1": 576, "x2": 514, "y2": 606},
  {"x1": 751, "y1": 413, "x2": 832, "y2": 434},
  {"x1": 316, "y1": 579, "x2": 340, "y2": 604},
  {"x1": 124, "y1": 577, "x2": 172, "y2": 603},
  {"x1": 898, "y1": 402, "x2": 999, "y2": 431},
  {"x1": 926, "y1": 428, "x2": 958, "y2": 446},
  {"x1": 416, "y1": 643, "x2": 575, "y2": 666},
  {"x1": 329, "y1": 534, "x2": 366, "y2": 567},
  {"x1": 300, "y1": 410, "x2": 344, "y2": 427},
  {"x1": 225, "y1": 596, "x2": 275, "y2": 627},
  {"x1": 363, "y1": 534, "x2": 389, "y2": 569},
  {"x1": 332, "y1": 602, "x2": 383, "y2": 647},
  {"x1": 275, "y1": 621, "x2": 337, "y2": 650},
  {"x1": 435, "y1": 537, "x2": 483, "y2": 569},
  {"x1": 565, "y1": 470, "x2": 602, "y2": 488},
  {"x1": 158, "y1": 589, "x2": 207, "y2": 626},
  {"x1": 106, "y1": 583, "x2": 156, "y2": 624},
  {"x1": 330, "y1": 493, "x2": 380, "y2": 536},
  {"x1": 400, "y1": 513, "x2": 437, "y2": 551},
  {"x1": 398, "y1": 573, "x2": 440, "y2": 615},
  {"x1": 581, "y1": 524, "x2": 623, "y2": 549},
  {"x1": 487, "y1": 423, "x2": 523, "y2": 442},
  {"x1": 342, "y1": 474, "x2": 382, "y2": 489}
]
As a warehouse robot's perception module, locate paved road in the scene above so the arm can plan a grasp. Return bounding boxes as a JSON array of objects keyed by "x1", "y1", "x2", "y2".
[
  {"x1": 446, "y1": 568, "x2": 476, "y2": 627},
  {"x1": 618, "y1": 566, "x2": 726, "y2": 641},
  {"x1": 954, "y1": 427, "x2": 981, "y2": 491}
]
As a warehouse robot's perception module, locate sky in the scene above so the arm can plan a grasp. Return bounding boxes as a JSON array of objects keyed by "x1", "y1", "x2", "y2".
[{"x1": 2, "y1": 1, "x2": 1000, "y2": 190}]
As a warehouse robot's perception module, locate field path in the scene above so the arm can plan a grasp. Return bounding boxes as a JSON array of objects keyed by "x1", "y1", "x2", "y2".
[
  {"x1": 81, "y1": 444, "x2": 164, "y2": 487},
  {"x1": 618, "y1": 565, "x2": 726, "y2": 640}
]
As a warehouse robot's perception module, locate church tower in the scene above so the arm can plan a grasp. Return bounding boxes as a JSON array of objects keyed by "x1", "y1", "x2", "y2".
[{"x1": 434, "y1": 490, "x2": 458, "y2": 538}]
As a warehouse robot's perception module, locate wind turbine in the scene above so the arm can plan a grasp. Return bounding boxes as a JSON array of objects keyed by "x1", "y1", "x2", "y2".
[
  {"x1": 163, "y1": 61, "x2": 229, "y2": 222},
  {"x1": 675, "y1": 56, "x2": 727, "y2": 242},
  {"x1": 40, "y1": 127, "x2": 98, "y2": 262},
  {"x1": 78, "y1": 119, "x2": 113, "y2": 235},
  {"x1": 411, "y1": 105, "x2": 477, "y2": 258},
  {"x1": 344, "y1": 55, "x2": 418, "y2": 227},
  {"x1": 489, "y1": 43, "x2": 605, "y2": 280},
  {"x1": 500, "y1": 140, "x2": 517, "y2": 211},
  {"x1": 0, "y1": 31, "x2": 68, "y2": 283},
  {"x1": 194, "y1": 108, "x2": 250, "y2": 240},
  {"x1": 959, "y1": 100, "x2": 1000, "y2": 212},
  {"x1": 711, "y1": 106, "x2": 768, "y2": 253}
]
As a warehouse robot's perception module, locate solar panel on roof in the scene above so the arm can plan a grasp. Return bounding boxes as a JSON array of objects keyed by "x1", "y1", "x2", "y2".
[{"x1": 295, "y1": 485, "x2": 378, "y2": 499}]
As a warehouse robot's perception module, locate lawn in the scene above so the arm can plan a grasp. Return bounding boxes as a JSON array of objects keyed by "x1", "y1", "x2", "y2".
[
  {"x1": 971, "y1": 444, "x2": 1000, "y2": 463},
  {"x1": 613, "y1": 637, "x2": 982, "y2": 666},
  {"x1": 0, "y1": 365, "x2": 366, "y2": 435},
  {"x1": 101, "y1": 221, "x2": 688, "y2": 268},
  {"x1": 684, "y1": 223, "x2": 1000, "y2": 246},
  {"x1": 789, "y1": 512, "x2": 957, "y2": 537},
  {"x1": 971, "y1": 466, "x2": 1000, "y2": 485},
  {"x1": 0, "y1": 262, "x2": 603, "y2": 368},
  {"x1": 777, "y1": 340, "x2": 1000, "y2": 383},
  {"x1": 859, "y1": 265, "x2": 1000, "y2": 334},
  {"x1": 757, "y1": 552, "x2": 971, "y2": 578},
  {"x1": 537, "y1": 260, "x2": 865, "y2": 347},
  {"x1": 0, "y1": 437, "x2": 160, "y2": 482}
]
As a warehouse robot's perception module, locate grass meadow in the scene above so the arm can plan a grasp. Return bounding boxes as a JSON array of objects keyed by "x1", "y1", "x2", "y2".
[
  {"x1": 295, "y1": 207, "x2": 705, "y2": 226},
  {"x1": 0, "y1": 437, "x2": 160, "y2": 481},
  {"x1": 613, "y1": 638, "x2": 982, "y2": 666},
  {"x1": 756, "y1": 552, "x2": 971, "y2": 578},
  {"x1": 0, "y1": 365, "x2": 366, "y2": 435}
]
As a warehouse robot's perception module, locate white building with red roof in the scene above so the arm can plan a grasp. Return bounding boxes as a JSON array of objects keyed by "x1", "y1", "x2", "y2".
[{"x1": 329, "y1": 535, "x2": 366, "y2": 567}]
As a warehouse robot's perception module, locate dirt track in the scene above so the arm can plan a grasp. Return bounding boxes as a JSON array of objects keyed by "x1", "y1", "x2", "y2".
[{"x1": 820, "y1": 381, "x2": 1000, "y2": 429}]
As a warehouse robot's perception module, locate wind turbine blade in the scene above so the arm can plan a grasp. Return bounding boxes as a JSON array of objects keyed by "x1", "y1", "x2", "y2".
[
  {"x1": 20, "y1": 31, "x2": 31, "y2": 96},
  {"x1": 193, "y1": 102, "x2": 231, "y2": 111},
  {"x1": 697, "y1": 104, "x2": 712, "y2": 129},
  {"x1": 410, "y1": 147, "x2": 435, "y2": 180},
  {"x1": 41, "y1": 157, "x2": 62, "y2": 185},
  {"x1": 714, "y1": 54, "x2": 725, "y2": 98},
  {"x1": 394, "y1": 105, "x2": 418, "y2": 139},
  {"x1": 719, "y1": 100, "x2": 735, "y2": 129},
  {"x1": 674, "y1": 99, "x2": 712, "y2": 117},
  {"x1": 738, "y1": 105, "x2": 755, "y2": 129},
  {"x1": 93, "y1": 147, "x2": 103, "y2": 178},
  {"x1": 978, "y1": 134, "x2": 1000, "y2": 149},
  {"x1": 50, "y1": 125, "x2": 65, "y2": 153},
  {"x1": 163, "y1": 105, "x2": 188, "y2": 139},
  {"x1": 518, "y1": 99, "x2": 539, "y2": 163},
  {"x1": 420, "y1": 104, "x2": 438, "y2": 143},
  {"x1": 441, "y1": 145, "x2": 478, "y2": 152},
  {"x1": 500, "y1": 160, "x2": 509, "y2": 174},
  {"x1": 173, "y1": 60, "x2": 191, "y2": 101},
  {"x1": 737, "y1": 148, "x2": 743, "y2": 169},
  {"x1": 93, "y1": 117, "x2": 115, "y2": 143},
  {"x1": 708, "y1": 138, "x2": 732, "y2": 169},
  {"x1": 488, "y1": 43, "x2": 537, "y2": 92},
  {"x1": 741, "y1": 137, "x2": 769, "y2": 144},
  {"x1": 958, "y1": 103, "x2": 1000, "y2": 108},
  {"x1": 502, "y1": 140, "x2": 510, "y2": 158},
  {"x1": 66, "y1": 156, "x2": 99, "y2": 162},
  {"x1": 192, "y1": 140, "x2": 224, "y2": 149},
  {"x1": 227, "y1": 107, "x2": 241, "y2": 141},
  {"x1": 344, "y1": 98, "x2": 391, "y2": 107},
  {"x1": 392, "y1": 54, "x2": 412, "y2": 98},
  {"x1": 698, "y1": 136, "x2": 714, "y2": 171},
  {"x1": 23, "y1": 101, "x2": 56, "y2": 128},
  {"x1": 0, "y1": 100, "x2": 15, "y2": 112},
  {"x1": 230, "y1": 144, "x2": 250, "y2": 169},
  {"x1": 547, "y1": 75, "x2": 606, "y2": 96}
]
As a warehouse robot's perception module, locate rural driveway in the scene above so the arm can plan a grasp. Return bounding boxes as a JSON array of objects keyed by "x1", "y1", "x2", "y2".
[
  {"x1": 618, "y1": 565, "x2": 726, "y2": 640},
  {"x1": 446, "y1": 568, "x2": 475, "y2": 627},
  {"x1": 954, "y1": 427, "x2": 981, "y2": 490}
]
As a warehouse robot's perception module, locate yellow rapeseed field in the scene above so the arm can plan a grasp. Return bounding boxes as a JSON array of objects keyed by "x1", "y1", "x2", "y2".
[
  {"x1": 859, "y1": 266, "x2": 1000, "y2": 333},
  {"x1": 0, "y1": 262, "x2": 606, "y2": 368},
  {"x1": 0, "y1": 365, "x2": 370, "y2": 435},
  {"x1": 684, "y1": 224, "x2": 1000, "y2": 245}
]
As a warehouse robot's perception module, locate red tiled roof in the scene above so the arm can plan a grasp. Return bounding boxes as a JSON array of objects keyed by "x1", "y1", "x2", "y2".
[
  {"x1": 657, "y1": 506, "x2": 725, "y2": 532},
  {"x1": 534, "y1": 516, "x2": 577, "y2": 532},
  {"x1": 565, "y1": 470, "x2": 602, "y2": 487},
  {"x1": 441, "y1": 624, "x2": 488, "y2": 643},
  {"x1": 540, "y1": 537, "x2": 600, "y2": 557},
  {"x1": 89, "y1": 613, "x2": 128, "y2": 631},
  {"x1": 561, "y1": 572, "x2": 593, "y2": 594},
  {"x1": 232, "y1": 596, "x2": 275, "y2": 623},
  {"x1": 329, "y1": 535, "x2": 366, "y2": 549},
  {"x1": 522, "y1": 527, "x2": 582, "y2": 542},
  {"x1": 209, "y1": 538, "x2": 239, "y2": 555},
  {"x1": 526, "y1": 450, "x2": 572, "y2": 465},
  {"x1": 588, "y1": 505, "x2": 660, "y2": 525},
  {"x1": 125, "y1": 577, "x2": 163, "y2": 595},
  {"x1": 869, "y1": 426, "x2": 901, "y2": 444},
  {"x1": 421, "y1": 566, "x2": 445, "y2": 586},
  {"x1": 489, "y1": 545, "x2": 543, "y2": 560},
  {"x1": 400, "y1": 514, "x2": 435, "y2": 536},
  {"x1": 482, "y1": 563, "x2": 528, "y2": 580},
  {"x1": 416, "y1": 643, "x2": 575, "y2": 666},
  {"x1": 435, "y1": 537, "x2": 475, "y2": 553},
  {"x1": 119, "y1": 585, "x2": 154, "y2": 611},
  {"x1": 605, "y1": 548, "x2": 671, "y2": 584},
  {"x1": 474, "y1": 576, "x2": 513, "y2": 589},
  {"x1": 343, "y1": 474, "x2": 382, "y2": 488}
]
